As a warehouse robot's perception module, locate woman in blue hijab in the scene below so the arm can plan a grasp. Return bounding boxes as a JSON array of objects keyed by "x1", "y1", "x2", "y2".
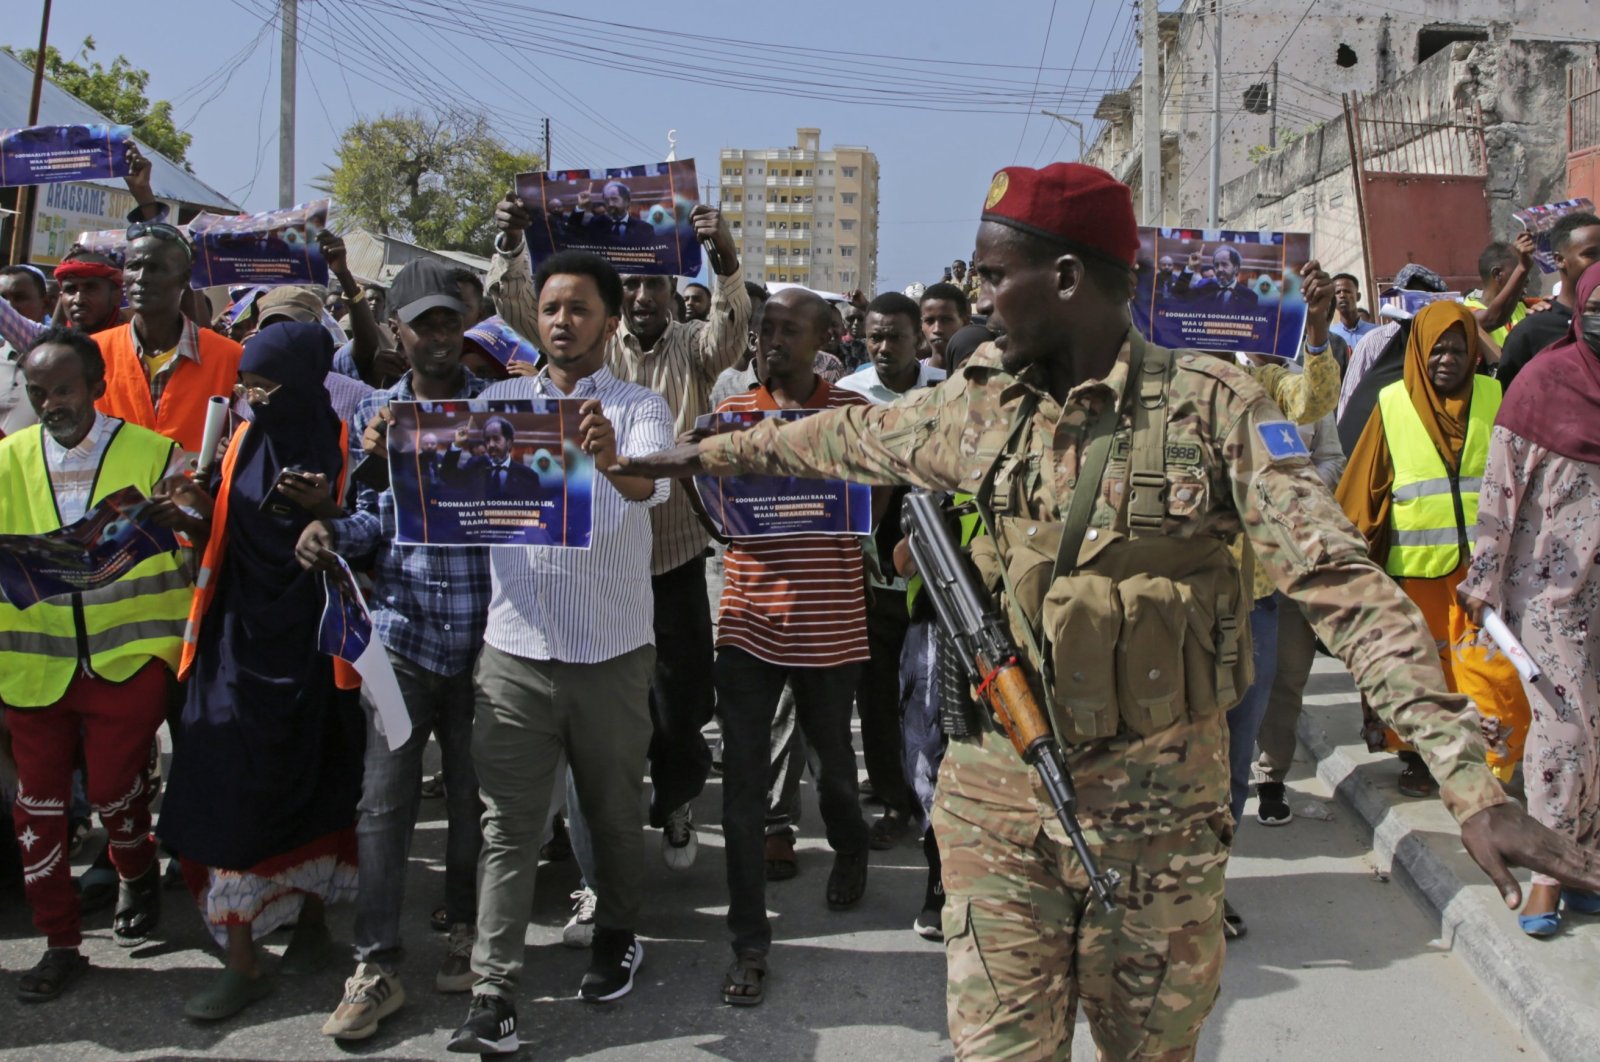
[{"x1": 159, "y1": 322, "x2": 364, "y2": 1020}]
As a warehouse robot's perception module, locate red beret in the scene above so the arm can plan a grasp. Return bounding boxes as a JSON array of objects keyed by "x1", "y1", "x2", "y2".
[{"x1": 980, "y1": 163, "x2": 1139, "y2": 268}]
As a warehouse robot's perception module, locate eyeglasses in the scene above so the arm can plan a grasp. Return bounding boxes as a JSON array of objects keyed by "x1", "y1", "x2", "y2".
[
  {"x1": 233, "y1": 381, "x2": 284, "y2": 405},
  {"x1": 126, "y1": 221, "x2": 195, "y2": 259}
]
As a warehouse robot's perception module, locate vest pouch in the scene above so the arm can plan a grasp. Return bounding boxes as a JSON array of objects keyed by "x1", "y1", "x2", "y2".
[
  {"x1": 1112, "y1": 574, "x2": 1188, "y2": 736},
  {"x1": 1175, "y1": 579, "x2": 1246, "y2": 718},
  {"x1": 1039, "y1": 572, "x2": 1123, "y2": 743}
]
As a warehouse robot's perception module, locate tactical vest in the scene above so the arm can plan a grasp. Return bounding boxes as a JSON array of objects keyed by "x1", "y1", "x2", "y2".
[
  {"x1": 1377, "y1": 377, "x2": 1500, "y2": 580},
  {"x1": 0, "y1": 421, "x2": 190, "y2": 708},
  {"x1": 970, "y1": 339, "x2": 1249, "y2": 746}
]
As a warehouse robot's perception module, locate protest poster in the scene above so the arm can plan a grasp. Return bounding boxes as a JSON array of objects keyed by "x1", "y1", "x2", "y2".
[
  {"x1": 1514, "y1": 198, "x2": 1595, "y2": 274},
  {"x1": 318, "y1": 553, "x2": 411, "y2": 751},
  {"x1": 0, "y1": 124, "x2": 132, "y2": 187},
  {"x1": 515, "y1": 159, "x2": 702, "y2": 277},
  {"x1": 388, "y1": 398, "x2": 594, "y2": 548},
  {"x1": 1378, "y1": 289, "x2": 1462, "y2": 318},
  {"x1": 693, "y1": 410, "x2": 873, "y2": 539},
  {"x1": 1133, "y1": 228, "x2": 1312, "y2": 360},
  {"x1": 187, "y1": 199, "x2": 330, "y2": 289},
  {"x1": 0, "y1": 486, "x2": 180, "y2": 610},
  {"x1": 465, "y1": 315, "x2": 542, "y2": 369}
]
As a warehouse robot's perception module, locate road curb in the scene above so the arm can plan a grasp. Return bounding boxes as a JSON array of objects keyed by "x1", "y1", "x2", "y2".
[{"x1": 1296, "y1": 710, "x2": 1600, "y2": 1062}]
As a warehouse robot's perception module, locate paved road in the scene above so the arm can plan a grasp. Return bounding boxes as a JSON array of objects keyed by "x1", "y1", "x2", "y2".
[{"x1": 0, "y1": 728, "x2": 1529, "y2": 1061}]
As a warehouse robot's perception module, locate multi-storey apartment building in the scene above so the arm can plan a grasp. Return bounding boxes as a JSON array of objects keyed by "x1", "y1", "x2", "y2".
[{"x1": 718, "y1": 127, "x2": 879, "y2": 294}]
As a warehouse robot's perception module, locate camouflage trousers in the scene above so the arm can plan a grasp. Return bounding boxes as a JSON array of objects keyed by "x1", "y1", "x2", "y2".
[{"x1": 935, "y1": 792, "x2": 1230, "y2": 1060}]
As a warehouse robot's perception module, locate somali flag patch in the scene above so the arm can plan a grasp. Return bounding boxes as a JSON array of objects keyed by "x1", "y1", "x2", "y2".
[{"x1": 1256, "y1": 420, "x2": 1309, "y2": 460}]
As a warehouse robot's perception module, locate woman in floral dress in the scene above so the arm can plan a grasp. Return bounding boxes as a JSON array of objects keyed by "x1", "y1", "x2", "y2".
[{"x1": 1460, "y1": 261, "x2": 1600, "y2": 935}]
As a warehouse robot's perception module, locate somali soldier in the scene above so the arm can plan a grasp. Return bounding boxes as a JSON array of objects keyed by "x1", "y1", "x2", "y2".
[{"x1": 616, "y1": 163, "x2": 1600, "y2": 1060}]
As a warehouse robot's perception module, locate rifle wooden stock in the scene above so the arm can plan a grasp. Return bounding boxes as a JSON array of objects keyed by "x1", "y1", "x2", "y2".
[{"x1": 982, "y1": 660, "x2": 1052, "y2": 755}]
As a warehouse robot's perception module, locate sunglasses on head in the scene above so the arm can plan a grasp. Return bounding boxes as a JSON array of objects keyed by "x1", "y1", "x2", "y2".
[{"x1": 126, "y1": 221, "x2": 195, "y2": 259}]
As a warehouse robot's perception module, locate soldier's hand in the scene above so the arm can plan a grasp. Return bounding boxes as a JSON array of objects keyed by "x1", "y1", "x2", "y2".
[
  {"x1": 611, "y1": 443, "x2": 705, "y2": 480},
  {"x1": 1460, "y1": 802, "x2": 1600, "y2": 909}
]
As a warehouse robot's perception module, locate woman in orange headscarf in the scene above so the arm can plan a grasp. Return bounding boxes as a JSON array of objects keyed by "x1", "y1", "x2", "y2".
[{"x1": 1336, "y1": 300, "x2": 1530, "y2": 797}]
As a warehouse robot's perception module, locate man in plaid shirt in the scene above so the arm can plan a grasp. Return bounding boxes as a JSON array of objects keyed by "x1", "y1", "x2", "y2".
[{"x1": 294, "y1": 260, "x2": 493, "y2": 1041}]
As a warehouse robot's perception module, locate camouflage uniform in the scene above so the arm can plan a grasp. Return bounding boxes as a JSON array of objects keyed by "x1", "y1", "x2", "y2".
[{"x1": 698, "y1": 335, "x2": 1505, "y2": 1060}]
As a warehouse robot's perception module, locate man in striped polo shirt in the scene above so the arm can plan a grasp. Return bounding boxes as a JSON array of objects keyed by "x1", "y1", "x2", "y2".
[{"x1": 707, "y1": 288, "x2": 872, "y2": 1009}]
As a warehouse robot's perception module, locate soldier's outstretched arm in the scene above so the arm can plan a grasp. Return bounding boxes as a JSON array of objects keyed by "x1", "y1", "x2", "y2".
[
  {"x1": 617, "y1": 373, "x2": 970, "y2": 490},
  {"x1": 1225, "y1": 387, "x2": 1600, "y2": 907}
]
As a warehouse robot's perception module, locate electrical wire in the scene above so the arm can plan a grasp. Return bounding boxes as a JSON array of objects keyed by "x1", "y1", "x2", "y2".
[{"x1": 1013, "y1": 0, "x2": 1062, "y2": 161}]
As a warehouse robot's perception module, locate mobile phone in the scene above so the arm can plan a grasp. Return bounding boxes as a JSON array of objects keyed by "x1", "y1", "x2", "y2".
[{"x1": 259, "y1": 466, "x2": 307, "y2": 518}]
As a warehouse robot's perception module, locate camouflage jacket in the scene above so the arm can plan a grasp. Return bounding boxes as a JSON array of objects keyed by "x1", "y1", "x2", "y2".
[{"x1": 699, "y1": 333, "x2": 1504, "y2": 841}]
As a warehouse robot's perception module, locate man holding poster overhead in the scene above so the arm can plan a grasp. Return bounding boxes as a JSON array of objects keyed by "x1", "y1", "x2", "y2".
[
  {"x1": 447, "y1": 251, "x2": 672, "y2": 1056},
  {"x1": 489, "y1": 187, "x2": 750, "y2": 871}
]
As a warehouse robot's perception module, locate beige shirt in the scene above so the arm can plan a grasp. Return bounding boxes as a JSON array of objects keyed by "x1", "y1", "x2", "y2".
[{"x1": 487, "y1": 239, "x2": 752, "y2": 574}]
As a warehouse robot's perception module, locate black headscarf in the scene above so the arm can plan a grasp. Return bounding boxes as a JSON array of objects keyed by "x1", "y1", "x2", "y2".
[{"x1": 227, "y1": 322, "x2": 344, "y2": 588}]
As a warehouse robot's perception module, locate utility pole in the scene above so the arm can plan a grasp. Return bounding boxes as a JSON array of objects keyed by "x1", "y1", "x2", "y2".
[
  {"x1": 1207, "y1": 0, "x2": 1222, "y2": 227},
  {"x1": 278, "y1": 0, "x2": 297, "y2": 208},
  {"x1": 7, "y1": 0, "x2": 52, "y2": 266},
  {"x1": 542, "y1": 117, "x2": 551, "y2": 170},
  {"x1": 1038, "y1": 110, "x2": 1085, "y2": 159},
  {"x1": 1140, "y1": 0, "x2": 1161, "y2": 224},
  {"x1": 1268, "y1": 60, "x2": 1280, "y2": 149}
]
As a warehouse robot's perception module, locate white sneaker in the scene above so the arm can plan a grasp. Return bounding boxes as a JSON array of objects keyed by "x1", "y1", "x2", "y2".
[
  {"x1": 563, "y1": 887, "x2": 597, "y2": 949},
  {"x1": 661, "y1": 804, "x2": 698, "y2": 871}
]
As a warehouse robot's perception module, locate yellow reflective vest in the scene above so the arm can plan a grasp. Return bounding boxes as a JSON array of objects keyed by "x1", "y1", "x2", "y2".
[
  {"x1": 0, "y1": 420, "x2": 190, "y2": 708},
  {"x1": 1377, "y1": 377, "x2": 1502, "y2": 580}
]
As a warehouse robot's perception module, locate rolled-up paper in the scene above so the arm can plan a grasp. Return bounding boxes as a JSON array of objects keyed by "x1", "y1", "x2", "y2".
[
  {"x1": 195, "y1": 394, "x2": 230, "y2": 476},
  {"x1": 1482, "y1": 607, "x2": 1541, "y2": 685}
]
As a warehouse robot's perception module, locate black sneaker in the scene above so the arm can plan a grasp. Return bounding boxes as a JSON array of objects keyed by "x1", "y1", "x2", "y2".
[
  {"x1": 447, "y1": 992, "x2": 518, "y2": 1054},
  {"x1": 580, "y1": 929, "x2": 643, "y2": 1003},
  {"x1": 1255, "y1": 782, "x2": 1293, "y2": 826},
  {"x1": 914, "y1": 861, "x2": 945, "y2": 941}
]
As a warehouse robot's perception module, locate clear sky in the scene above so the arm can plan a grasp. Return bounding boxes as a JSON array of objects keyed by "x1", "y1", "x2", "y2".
[{"x1": 9, "y1": 0, "x2": 1139, "y2": 293}]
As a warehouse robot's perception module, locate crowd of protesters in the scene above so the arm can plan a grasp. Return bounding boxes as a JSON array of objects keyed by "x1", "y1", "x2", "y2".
[{"x1": 0, "y1": 150, "x2": 1597, "y2": 1059}]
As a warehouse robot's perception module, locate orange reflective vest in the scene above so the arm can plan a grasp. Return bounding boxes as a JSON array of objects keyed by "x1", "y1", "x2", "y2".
[
  {"x1": 179, "y1": 421, "x2": 356, "y2": 688},
  {"x1": 94, "y1": 322, "x2": 243, "y2": 455}
]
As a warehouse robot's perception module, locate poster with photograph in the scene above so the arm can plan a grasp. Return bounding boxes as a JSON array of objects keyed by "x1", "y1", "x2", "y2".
[
  {"x1": 1134, "y1": 228, "x2": 1312, "y2": 359},
  {"x1": 465, "y1": 315, "x2": 542, "y2": 369},
  {"x1": 317, "y1": 552, "x2": 411, "y2": 751},
  {"x1": 693, "y1": 410, "x2": 872, "y2": 539},
  {"x1": 1514, "y1": 198, "x2": 1595, "y2": 274},
  {"x1": 0, "y1": 486, "x2": 180, "y2": 609},
  {"x1": 388, "y1": 398, "x2": 593, "y2": 548},
  {"x1": 0, "y1": 123, "x2": 132, "y2": 186},
  {"x1": 514, "y1": 159, "x2": 702, "y2": 276},
  {"x1": 187, "y1": 199, "x2": 329, "y2": 288}
]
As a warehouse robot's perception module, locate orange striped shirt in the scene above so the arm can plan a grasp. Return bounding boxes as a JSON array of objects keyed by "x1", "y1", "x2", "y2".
[{"x1": 715, "y1": 379, "x2": 870, "y2": 668}]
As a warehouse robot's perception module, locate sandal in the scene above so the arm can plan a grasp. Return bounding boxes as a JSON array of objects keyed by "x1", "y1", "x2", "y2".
[
  {"x1": 420, "y1": 773, "x2": 446, "y2": 799},
  {"x1": 722, "y1": 952, "x2": 767, "y2": 1006},
  {"x1": 184, "y1": 968, "x2": 274, "y2": 1021},
  {"x1": 826, "y1": 850, "x2": 869, "y2": 910},
  {"x1": 765, "y1": 830, "x2": 798, "y2": 882},
  {"x1": 113, "y1": 860, "x2": 162, "y2": 948},
  {"x1": 431, "y1": 906, "x2": 452, "y2": 933},
  {"x1": 868, "y1": 809, "x2": 910, "y2": 851},
  {"x1": 16, "y1": 948, "x2": 88, "y2": 1003},
  {"x1": 1223, "y1": 900, "x2": 1248, "y2": 940}
]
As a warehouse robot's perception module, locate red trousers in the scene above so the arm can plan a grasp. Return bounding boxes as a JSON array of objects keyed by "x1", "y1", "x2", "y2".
[{"x1": 5, "y1": 661, "x2": 169, "y2": 948}]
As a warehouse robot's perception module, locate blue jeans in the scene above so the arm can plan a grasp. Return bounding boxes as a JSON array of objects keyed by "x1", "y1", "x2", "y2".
[
  {"x1": 1225, "y1": 596, "x2": 1280, "y2": 826},
  {"x1": 353, "y1": 649, "x2": 483, "y2": 965}
]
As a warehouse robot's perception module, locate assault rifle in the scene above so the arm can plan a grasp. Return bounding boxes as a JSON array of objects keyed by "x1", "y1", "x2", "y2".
[{"x1": 901, "y1": 490, "x2": 1120, "y2": 912}]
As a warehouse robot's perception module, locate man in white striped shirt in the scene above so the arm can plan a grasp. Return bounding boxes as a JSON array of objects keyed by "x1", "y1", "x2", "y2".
[
  {"x1": 449, "y1": 252, "x2": 672, "y2": 1057},
  {"x1": 490, "y1": 194, "x2": 751, "y2": 868}
]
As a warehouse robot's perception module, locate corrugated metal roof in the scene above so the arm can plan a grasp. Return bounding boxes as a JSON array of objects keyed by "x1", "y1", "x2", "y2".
[
  {"x1": 0, "y1": 50, "x2": 240, "y2": 212},
  {"x1": 343, "y1": 229, "x2": 488, "y2": 286}
]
